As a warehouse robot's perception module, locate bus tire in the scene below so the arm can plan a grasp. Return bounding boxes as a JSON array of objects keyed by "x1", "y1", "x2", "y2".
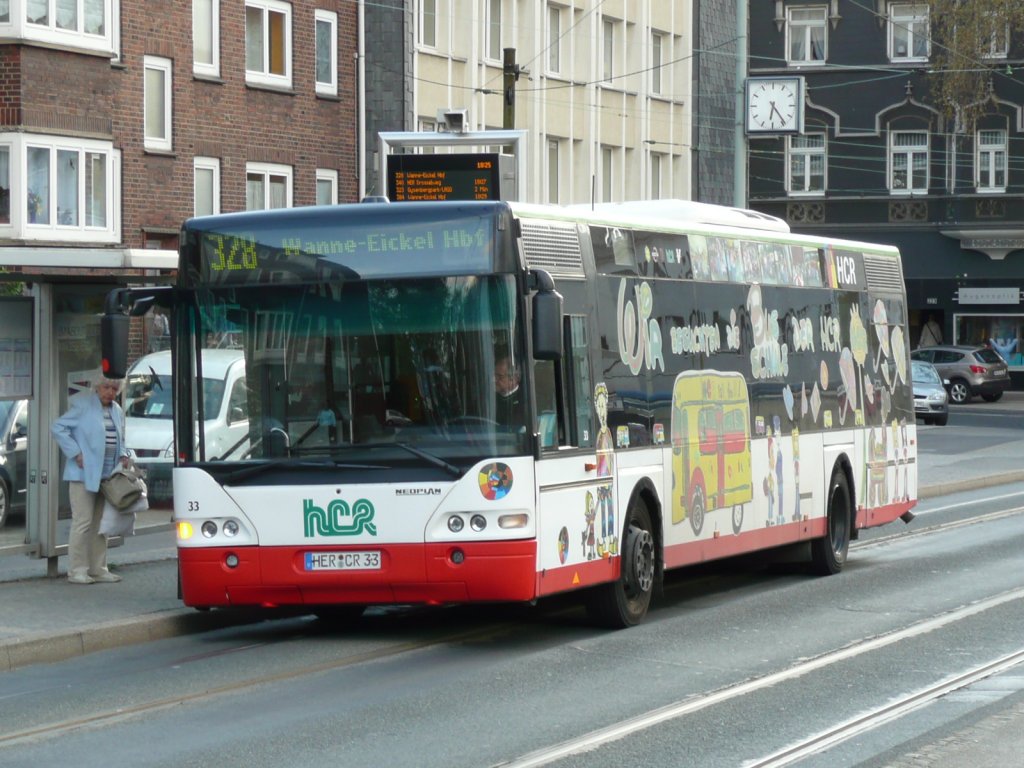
[
  {"x1": 732, "y1": 504, "x2": 743, "y2": 534},
  {"x1": 585, "y1": 499, "x2": 656, "y2": 628},
  {"x1": 810, "y1": 469, "x2": 851, "y2": 575},
  {"x1": 689, "y1": 485, "x2": 706, "y2": 536}
]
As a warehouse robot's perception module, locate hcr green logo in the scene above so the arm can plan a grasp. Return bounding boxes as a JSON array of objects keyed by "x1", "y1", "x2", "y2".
[{"x1": 303, "y1": 498, "x2": 377, "y2": 538}]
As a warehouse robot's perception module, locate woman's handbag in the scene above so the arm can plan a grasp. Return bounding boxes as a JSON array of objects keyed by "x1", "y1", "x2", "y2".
[{"x1": 100, "y1": 465, "x2": 146, "y2": 510}]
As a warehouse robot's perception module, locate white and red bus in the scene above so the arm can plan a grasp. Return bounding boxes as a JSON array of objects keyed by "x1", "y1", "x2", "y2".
[{"x1": 103, "y1": 199, "x2": 917, "y2": 627}]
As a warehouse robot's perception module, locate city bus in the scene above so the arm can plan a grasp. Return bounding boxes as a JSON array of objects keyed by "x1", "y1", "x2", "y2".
[{"x1": 101, "y1": 199, "x2": 917, "y2": 628}]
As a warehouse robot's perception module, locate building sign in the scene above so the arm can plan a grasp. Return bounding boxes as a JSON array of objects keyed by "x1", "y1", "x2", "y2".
[
  {"x1": 386, "y1": 153, "x2": 505, "y2": 202},
  {"x1": 957, "y1": 287, "x2": 1021, "y2": 305},
  {"x1": 0, "y1": 297, "x2": 33, "y2": 399}
]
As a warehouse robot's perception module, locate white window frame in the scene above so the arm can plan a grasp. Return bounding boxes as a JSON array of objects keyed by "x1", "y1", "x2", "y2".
[
  {"x1": 976, "y1": 129, "x2": 1007, "y2": 192},
  {"x1": 786, "y1": 5, "x2": 827, "y2": 65},
  {"x1": 651, "y1": 32, "x2": 663, "y2": 94},
  {"x1": 245, "y1": 161, "x2": 292, "y2": 210},
  {"x1": 316, "y1": 168, "x2": 338, "y2": 205},
  {"x1": 546, "y1": 3, "x2": 561, "y2": 75},
  {"x1": 245, "y1": 0, "x2": 292, "y2": 89},
  {"x1": 601, "y1": 145, "x2": 613, "y2": 202},
  {"x1": 419, "y1": 0, "x2": 436, "y2": 48},
  {"x1": 194, "y1": 156, "x2": 220, "y2": 217},
  {"x1": 889, "y1": 130, "x2": 929, "y2": 194},
  {"x1": 981, "y1": 13, "x2": 1009, "y2": 59},
  {"x1": 0, "y1": 133, "x2": 118, "y2": 243},
  {"x1": 315, "y1": 9, "x2": 337, "y2": 96},
  {"x1": 484, "y1": 0, "x2": 501, "y2": 62},
  {"x1": 193, "y1": 0, "x2": 220, "y2": 77},
  {"x1": 888, "y1": 3, "x2": 930, "y2": 62},
  {"x1": 144, "y1": 55, "x2": 173, "y2": 153},
  {"x1": 11, "y1": 0, "x2": 116, "y2": 55},
  {"x1": 547, "y1": 138, "x2": 560, "y2": 204},
  {"x1": 602, "y1": 18, "x2": 615, "y2": 83},
  {"x1": 787, "y1": 133, "x2": 826, "y2": 195}
]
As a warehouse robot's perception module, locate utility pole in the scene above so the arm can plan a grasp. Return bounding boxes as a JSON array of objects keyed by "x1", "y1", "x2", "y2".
[{"x1": 503, "y1": 48, "x2": 521, "y2": 130}]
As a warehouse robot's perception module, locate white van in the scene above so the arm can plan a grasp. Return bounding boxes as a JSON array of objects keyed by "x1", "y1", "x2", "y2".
[{"x1": 123, "y1": 349, "x2": 248, "y2": 502}]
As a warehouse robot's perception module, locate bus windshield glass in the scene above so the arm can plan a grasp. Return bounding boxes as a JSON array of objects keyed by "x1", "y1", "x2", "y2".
[{"x1": 191, "y1": 274, "x2": 528, "y2": 465}]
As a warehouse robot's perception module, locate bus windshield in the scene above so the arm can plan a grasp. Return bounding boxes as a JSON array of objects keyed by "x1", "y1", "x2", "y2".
[{"x1": 190, "y1": 273, "x2": 528, "y2": 465}]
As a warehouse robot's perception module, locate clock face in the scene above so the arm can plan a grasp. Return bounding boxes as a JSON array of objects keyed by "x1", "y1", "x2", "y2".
[{"x1": 747, "y1": 78, "x2": 802, "y2": 133}]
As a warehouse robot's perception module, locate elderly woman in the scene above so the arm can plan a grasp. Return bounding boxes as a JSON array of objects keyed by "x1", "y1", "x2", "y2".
[{"x1": 51, "y1": 376, "x2": 131, "y2": 584}]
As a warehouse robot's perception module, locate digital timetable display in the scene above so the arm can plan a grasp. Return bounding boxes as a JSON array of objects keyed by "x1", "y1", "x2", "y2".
[{"x1": 386, "y1": 153, "x2": 505, "y2": 202}]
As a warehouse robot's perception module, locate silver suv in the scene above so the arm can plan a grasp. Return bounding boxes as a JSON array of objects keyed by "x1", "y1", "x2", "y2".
[{"x1": 910, "y1": 344, "x2": 1011, "y2": 404}]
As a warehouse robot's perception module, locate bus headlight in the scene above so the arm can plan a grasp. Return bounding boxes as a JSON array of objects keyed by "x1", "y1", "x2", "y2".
[
  {"x1": 201, "y1": 521, "x2": 218, "y2": 538},
  {"x1": 223, "y1": 520, "x2": 240, "y2": 537},
  {"x1": 470, "y1": 514, "x2": 487, "y2": 532},
  {"x1": 447, "y1": 515, "x2": 465, "y2": 533},
  {"x1": 498, "y1": 513, "x2": 529, "y2": 529}
]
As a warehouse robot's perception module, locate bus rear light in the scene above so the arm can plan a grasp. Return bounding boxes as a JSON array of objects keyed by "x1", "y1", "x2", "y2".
[
  {"x1": 201, "y1": 521, "x2": 218, "y2": 538},
  {"x1": 177, "y1": 521, "x2": 194, "y2": 540},
  {"x1": 225, "y1": 553, "x2": 240, "y2": 568},
  {"x1": 450, "y1": 548, "x2": 465, "y2": 565},
  {"x1": 470, "y1": 514, "x2": 487, "y2": 532},
  {"x1": 498, "y1": 513, "x2": 529, "y2": 529},
  {"x1": 447, "y1": 515, "x2": 465, "y2": 533}
]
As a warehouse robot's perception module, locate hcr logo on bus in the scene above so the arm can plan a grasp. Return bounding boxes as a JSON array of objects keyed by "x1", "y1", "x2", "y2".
[{"x1": 303, "y1": 498, "x2": 378, "y2": 538}]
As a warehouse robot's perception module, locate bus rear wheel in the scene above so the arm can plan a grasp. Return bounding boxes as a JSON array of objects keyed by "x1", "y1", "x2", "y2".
[
  {"x1": 585, "y1": 499, "x2": 656, "y2": 628},
  {"x1": 810, "y1": 470, "x2": 851, "y2": 575}
]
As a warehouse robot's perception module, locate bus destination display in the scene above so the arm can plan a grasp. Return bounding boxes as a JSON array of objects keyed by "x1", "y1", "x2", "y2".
[{"x1": 387, "y1": 153, "x2": 503, "y2": 202}]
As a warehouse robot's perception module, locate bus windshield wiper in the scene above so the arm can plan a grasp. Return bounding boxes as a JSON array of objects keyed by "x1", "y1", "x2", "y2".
[
  {"x1": 221, "y1": 458, "x2": 387, "y2": 485},
  {"x1": 392, "y1": 441, "x2": 463, "y2": 478}
]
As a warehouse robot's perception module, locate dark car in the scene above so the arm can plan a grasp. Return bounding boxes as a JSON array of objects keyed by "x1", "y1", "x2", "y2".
[
  {"x1": 0, "y1": 399, "x2": 28, "y2": 529},
  {"x1": 910, "y1": 344, "x2": 1011, "y2": 404},
  {"x1": 911, "y1": 360, "x2": 948, "y2": 426}
]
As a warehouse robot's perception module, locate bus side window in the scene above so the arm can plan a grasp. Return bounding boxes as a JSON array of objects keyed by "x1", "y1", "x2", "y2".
[
  {"x1": 567, "y1": 316, "x2": 594, "y2": 448},
  {"x1": 534, "y1": 359, "x2": 559, "y2": 448}
]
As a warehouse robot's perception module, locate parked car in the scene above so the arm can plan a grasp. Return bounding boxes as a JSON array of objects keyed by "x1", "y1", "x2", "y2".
[
  {"x1": 911, "y1": 360, "x2": 949, "y2": 426},
  {"x1": 910, "y1": 344, "x2": 1011, "y2": 404},
  {"x1": 0, "y1": 398, "x2": 28, "y2": 528},
  {"x1": 123, "y1": 349, "x2": 248, "y2": 504}
]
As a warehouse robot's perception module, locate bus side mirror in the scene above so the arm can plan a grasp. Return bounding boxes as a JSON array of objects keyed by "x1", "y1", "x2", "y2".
[
  {"x1": 101, "y1": 312, "x2": 131, "y2": 379},
  {"x1": 530, "y1": 269, "x2": 563, "y2": 361}
]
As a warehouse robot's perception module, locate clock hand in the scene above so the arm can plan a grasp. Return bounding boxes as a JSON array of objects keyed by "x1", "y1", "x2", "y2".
[{"x1": 770, "y1": 102, "x2": 784, "y2": 122}]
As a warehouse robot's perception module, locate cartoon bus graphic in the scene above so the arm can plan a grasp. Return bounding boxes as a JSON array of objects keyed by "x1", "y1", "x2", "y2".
[{"x1": 671, "y1": 370, "x2": 753, "y2": 535}]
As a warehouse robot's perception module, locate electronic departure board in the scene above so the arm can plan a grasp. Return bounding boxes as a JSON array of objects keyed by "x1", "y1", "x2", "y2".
[{"x1": 386, "y1": 153, "x2": 509, "y2": 202}]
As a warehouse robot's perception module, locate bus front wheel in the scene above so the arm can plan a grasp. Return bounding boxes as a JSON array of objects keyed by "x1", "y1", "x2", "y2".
[
  {"x1": 585, "y1": 499, "x2": 656, "y2": 628},
  {"x1": 810, "y1": 470, "x2": 851, "y2": 575}
]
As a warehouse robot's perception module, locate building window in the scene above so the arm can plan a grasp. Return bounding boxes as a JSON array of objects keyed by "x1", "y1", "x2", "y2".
[
  {"x1": 315, "y1": 9, "x2": 337, "y2": 96},
  {"x1": 788, "y1": 133, "x2": 826, "y2": 194},
  {"x1": 21, "y1": 0, "x2": 113, "y2": 53},
  {"x1": 547, "y1": 138, "x2": 559, "y2": 204},
  {"x1": 316, "y1": 168, "x2": 338, "y2": 205},
  {"x1": 602, "y1": 18, "x2": 615, "y2": 83},
  {"x1": 787, "y1": 6, "x2": 826, "y2": 64},
  {"x1": 976, "y1": 129, "x2": 1007, "y2": 191},
  {"x1": 981, "y1": 13, "x2": 1009, "y2": 58},
  {"x1": 651, "y1": 32, "x2": 663, "y2": 93},
  {"x1": 245, "y1": 0, "x2": 291, "y2": 88},
  {"x1": 419, "y1": 0, "x2": 436, "y2": 48},
  {"x1": 889, "y1": 3, "x2": 929, "y2": 61},
  {"x1": 485, "y1": 0, "x2": 500, "y2": 61},
  {"x1": 246, "y1": 162, "x2": 291, "y2": 210},
  {"x1": 3, "y1": 134, "x2": 116, "y2": 241},
  {"x1": 193, "y1": 0, "x2": 220, "y2": 77},
  {"x1": 890, "y1": 131, "x2": 928, "y2": 193},
  {"x1": 144, "y1": 56, "x2": 172, "y2": 152},
  {"x1": 547, "y1": 4, "x2": 560, "y2": 74},
  {"x1": 194, "y1": 156, "x2": 220, "y2": 216},
  {"x1": 601, "y1": 146, "x2": 613, "y2": 202},
  {"x1": 650, "y1": 153, "x2": 663, "y2": 198}
]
